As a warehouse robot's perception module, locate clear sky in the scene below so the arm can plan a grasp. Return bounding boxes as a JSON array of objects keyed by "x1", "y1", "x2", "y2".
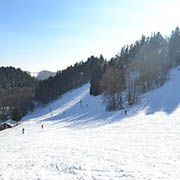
[{"x1": 1, "y1": 0, "x2": 180, "y2": 72}]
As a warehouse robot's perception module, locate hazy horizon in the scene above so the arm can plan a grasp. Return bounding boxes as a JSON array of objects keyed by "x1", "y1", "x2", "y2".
[{"x1": 1, "y1": 0, "x2": 180, "y2": 72}]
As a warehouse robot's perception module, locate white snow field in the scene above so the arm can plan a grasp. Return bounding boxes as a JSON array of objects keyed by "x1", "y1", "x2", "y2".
[{"x1": 0, "y1": 68, "x2": 180, "y2": 180}]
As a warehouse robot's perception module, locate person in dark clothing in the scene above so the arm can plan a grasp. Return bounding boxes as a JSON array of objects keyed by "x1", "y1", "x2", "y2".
[
  {"x1": 79, "y1": 100, "x2": 82, "y2": 109},
  {"x1": 125, "y1": 109, "x2": 127, "y2": 115},
  {"x1": 22, "y1": 128, "x2": 25, "y2": 134},
  {"x1": 41, "y1": 124, "x2": 44, "y2": 129}
]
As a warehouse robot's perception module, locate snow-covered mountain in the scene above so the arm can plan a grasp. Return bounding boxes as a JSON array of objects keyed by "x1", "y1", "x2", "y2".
[{"x1": 0, "y1": 67, "x2": 180, "y2": 179}]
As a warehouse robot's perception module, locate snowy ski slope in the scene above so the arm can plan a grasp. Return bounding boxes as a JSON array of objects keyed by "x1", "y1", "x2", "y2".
[{"x1": 0, "y1": 67, "x2": 180, "y2": 179}]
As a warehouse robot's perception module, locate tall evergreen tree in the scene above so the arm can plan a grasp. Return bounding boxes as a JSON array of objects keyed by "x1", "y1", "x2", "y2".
[
  {"x1": 90, "y1": 65, "x2": 104, "y2": 96},
  {"x1": 168, "y1": 27, "x2": 180, "y2": 66}
]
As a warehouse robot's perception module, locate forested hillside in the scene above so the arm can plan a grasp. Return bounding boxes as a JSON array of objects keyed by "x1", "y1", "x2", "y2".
[
  {"x1": 34, "y1": 55, "x2": 105, "y2": 104},
  {"x1": 90, "y1": 27, "x2": 180, "y2": 111},
  {"x1": 34, "y1": 27, "x2": 180, "y2": 111},
  {"x1": 0, "y1": 67, "x2": 37, "y2": 121},
  {"x1": 0, "y1": 66, "x2": 37, "y2": 88},
  {"x1": 1, "y1": 27, "x2": 180, "y2": 120}
]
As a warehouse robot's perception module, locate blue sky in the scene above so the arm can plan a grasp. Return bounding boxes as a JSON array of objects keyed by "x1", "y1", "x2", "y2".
[{"x1": 1, "y1": 0, "x2": 180, "y2": 72}]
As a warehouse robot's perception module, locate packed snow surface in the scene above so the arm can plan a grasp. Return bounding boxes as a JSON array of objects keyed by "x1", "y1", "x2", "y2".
[{"x1": 0, "y1": 68, "x2": 180, "y2": 179}]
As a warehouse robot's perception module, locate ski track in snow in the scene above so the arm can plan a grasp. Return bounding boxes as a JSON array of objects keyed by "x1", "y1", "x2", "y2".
[{"x1": 0, "y1": 68, "x2": 180, "y2": 180}]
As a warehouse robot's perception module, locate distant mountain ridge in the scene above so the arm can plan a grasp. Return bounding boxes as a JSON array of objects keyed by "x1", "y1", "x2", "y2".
[
  {"x1": 30, "y1": 71, "x2": 56, "y2": 80},
  {"x1": 36, "y1": 71, "x2": 56, "y2": 80}
]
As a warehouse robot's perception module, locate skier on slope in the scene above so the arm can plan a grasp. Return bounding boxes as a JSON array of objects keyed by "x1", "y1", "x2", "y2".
[
  {"x1": 125, "y1": 109, "x2": 127, "y2": 115},
  {"x1": 79, "y1": 100, "x2": 82, "y2": 109}
]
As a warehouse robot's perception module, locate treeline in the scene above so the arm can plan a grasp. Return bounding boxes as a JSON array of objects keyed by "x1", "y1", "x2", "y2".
[
  {"x1": 34, "y1": 55, "x2": 105, "y2": 104},
  {"x1": 90, "y1": 27, "x2": 180, "y2": 111},
  {"x1": 0, "y1": 67, "x2": 37, "y2": 121}
]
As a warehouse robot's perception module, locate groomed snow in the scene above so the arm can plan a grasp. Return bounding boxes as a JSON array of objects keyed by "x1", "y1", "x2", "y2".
[{"x1": 0, "y1": 68, "x2": 180, "y2": 180}]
